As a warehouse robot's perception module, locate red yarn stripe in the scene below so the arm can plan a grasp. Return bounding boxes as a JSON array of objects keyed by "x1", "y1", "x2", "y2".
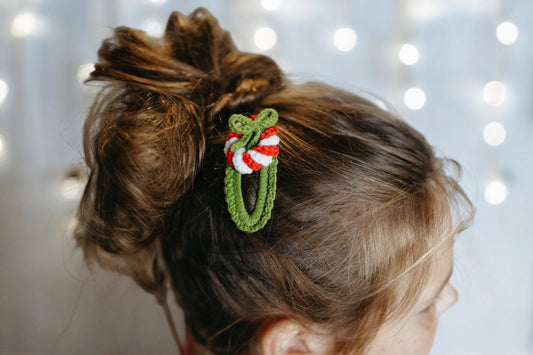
[
  {"x1": 251, "y1": 114, "x2": 258, "y2": 121},
  {"x1": 252, "y1": 145, "x2": 279, "y2": 157},
  {"x1": 260, "y1": 127, "x2": 278, "y2": 140},
  {"x1": 242, "y1": 152, "x2": 263, "y2": 171},
  {"x1": 226, "y1": 150, "x2": 235, "y2": 168},
  {"x1": 227, "y1": 132, "x2": 242, "y2": 140}
]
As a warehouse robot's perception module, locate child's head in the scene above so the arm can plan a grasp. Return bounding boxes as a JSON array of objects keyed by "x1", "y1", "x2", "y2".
[{"x1": 75, "y1": 8, "x2": 473, "y2": 355}]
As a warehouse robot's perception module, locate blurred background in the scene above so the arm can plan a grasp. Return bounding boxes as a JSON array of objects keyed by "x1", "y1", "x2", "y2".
[{"x1": 1, "y1": 0, "x2": 532, "y2": 353}]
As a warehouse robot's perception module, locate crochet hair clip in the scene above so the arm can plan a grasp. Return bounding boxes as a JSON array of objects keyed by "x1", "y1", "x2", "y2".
[{"x1": 223, "y1": 108, "x2": 280, "y2": 233}]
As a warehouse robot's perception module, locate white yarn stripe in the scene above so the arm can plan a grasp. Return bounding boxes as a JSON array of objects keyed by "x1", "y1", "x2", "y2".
[
  {"x1": 224, "y1": 137, "x2": 239, "y2": 154},
  {"x1": 226, "y1": 132, "x2": 279, "y2": 174},
  {"x1": 258, "y1": 135, "x2": 279, "y2": 146},
  {"x1": 249, "y1": 150, "x2": 273, "y2": 167},
  {"x1": 232, "y1": 147, "x2": 253, "y2": 174}
]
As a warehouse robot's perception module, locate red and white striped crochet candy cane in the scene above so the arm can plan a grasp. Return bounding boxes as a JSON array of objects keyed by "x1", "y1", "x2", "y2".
[{"x1": 224, "y1": 115, "x2": 280, "y2": 174}]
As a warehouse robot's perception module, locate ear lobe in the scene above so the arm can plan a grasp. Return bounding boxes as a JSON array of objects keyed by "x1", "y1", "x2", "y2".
[
  {"x1": 260, "y1": 319, "x2": 333, "y2": 355},
  {"x1": 261, "y1": 320, "x2": 311, "y2": 355}
]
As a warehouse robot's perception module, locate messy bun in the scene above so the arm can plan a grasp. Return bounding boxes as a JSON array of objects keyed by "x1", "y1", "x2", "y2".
[
  {"x1": 77, "y1": 8, "x2": 284, "y2": 254},
  {"x1": 76, "y1": 7, "x2": 473, "y2": 355}
]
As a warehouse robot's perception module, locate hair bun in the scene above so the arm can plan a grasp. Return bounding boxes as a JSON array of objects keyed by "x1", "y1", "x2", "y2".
[
  {"x1": 90, "y1": 7, "x2": 285, "y2": 115},
  {"x1": 164, "y1": 8, "x2": 285, "y2": 115},
  {"x1": 87, "y1": 9, "x2": 227, "y2": 107},
  {"x1": 77, "y1": 7, "x2": 287, "y2": 258},
  {"x1": 164, "y1": 8, "x2": 235, "y2": 76},
  {"x1": 215, "y1": 51, "x2": 284, "y2": 114}
]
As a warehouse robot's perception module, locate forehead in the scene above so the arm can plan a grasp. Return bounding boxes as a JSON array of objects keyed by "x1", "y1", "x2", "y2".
[{"x1": 417, "y1": 241, "x2": 454, "y2": 304}]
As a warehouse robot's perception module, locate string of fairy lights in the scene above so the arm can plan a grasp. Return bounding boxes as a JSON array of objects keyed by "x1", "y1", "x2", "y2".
[
  {"x1": 480, "y1": 19, "x2": 518, "y2": 206},
  {"x1": 0, "y1": 0, "x2": 521, "y2": 207}
]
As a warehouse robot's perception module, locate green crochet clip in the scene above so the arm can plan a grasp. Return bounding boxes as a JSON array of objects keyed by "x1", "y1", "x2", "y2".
[{"x1": 224, "y1": 108, "x2": 279, "y2": 233}]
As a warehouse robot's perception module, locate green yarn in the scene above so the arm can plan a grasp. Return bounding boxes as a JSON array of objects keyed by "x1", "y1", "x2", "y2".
[
  {"x1": 228, "y1": 108, "x2": 278, "y2": 152},
  {"x1": 224, "y1": 159, "x2": 278, "y2": 233},
  {"x1": 224, "y1": 108, "x2": 279, "y2": 233}
]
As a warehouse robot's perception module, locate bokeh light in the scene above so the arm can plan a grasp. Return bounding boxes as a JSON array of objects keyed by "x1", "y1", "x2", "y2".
[
  {"x1": 484, "y1": 181, "x2": 508, "y2": 205},
  {"x1": 77, "y1": 63, "x2": 95, "y2": 83},
  {"x1": 333, "y1": 27, "x2": 357, "y2": 51},
  {"x1": 403, "y1": 88, "x2": 426, "y2": 110},
  {"x1": 61, "y1": 176, "x2": 85, "y2": 200},
  {"x1": 496, "y1": 21, "x2": 518, "y2": 45},
  {"x1": 399, "y1": 43, "x2": 420, "y2": 65},
  {"x1": 483, "y1": 81, "x2": 506, "y2": 106},
  {"x1": 64, "y1": 216, "x2": 79, "y2": 237},
  {"x1": 483, "y1": 122, "x2": 506, "y2": 146},
  {"x1": 406, "y1": 0, "x2": 444, "y2": 22},
  {"x1": 254, "y1": 27, "x2": 277, "y2": 50},
  {"x1": 0, "y1": 79, "x2": 8, "y2": 106},
  {"x1": 374, "y1": 98, "x2": 390, "y2": 112},
  {"x1": 0, "y1": 134, "x2": 5, "y2": 158},
  {"x1": 142, "y1": 18, "x2": 164, "y2": 37},
  {"x1": 11, "y1": 12, "x2": 38, "y2": 38},
  {"x1": 261, "y1": 0, "x2": 280, "y2": 11}
]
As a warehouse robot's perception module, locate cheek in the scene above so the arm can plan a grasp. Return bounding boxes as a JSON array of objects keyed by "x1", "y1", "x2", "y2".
[
  {"x1": 417, "y1": 309, "x2": 440, "y2": 334},
  {"x1": 366, "y1": 314, "x2": 439, "y2": 355},
  {"x1": 397, "y1": 313, "x2": 440, "y2": 355},
  {"x1": 401, "y1": 285, "x2": 458, "y2": 354}
]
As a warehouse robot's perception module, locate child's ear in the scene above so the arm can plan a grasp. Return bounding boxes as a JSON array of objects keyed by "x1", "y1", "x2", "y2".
[{"x1": 260, "y1": 319, "x2": 333, "y2": 355}]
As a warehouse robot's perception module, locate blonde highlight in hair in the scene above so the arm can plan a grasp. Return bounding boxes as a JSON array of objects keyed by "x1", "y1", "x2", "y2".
[{"x1": 75, "y1": 8, "x2": 474, "y2": 354}]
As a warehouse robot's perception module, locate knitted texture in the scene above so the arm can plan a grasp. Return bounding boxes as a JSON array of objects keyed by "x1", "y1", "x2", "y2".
[{"x1": 224, "y1": 108, "x2": 279, "y2": 233}]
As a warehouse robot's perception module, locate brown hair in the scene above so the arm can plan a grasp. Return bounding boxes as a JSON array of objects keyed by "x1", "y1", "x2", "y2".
[{"x1": 75, "y1": 8, "x2": 474, "y2": 354}]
